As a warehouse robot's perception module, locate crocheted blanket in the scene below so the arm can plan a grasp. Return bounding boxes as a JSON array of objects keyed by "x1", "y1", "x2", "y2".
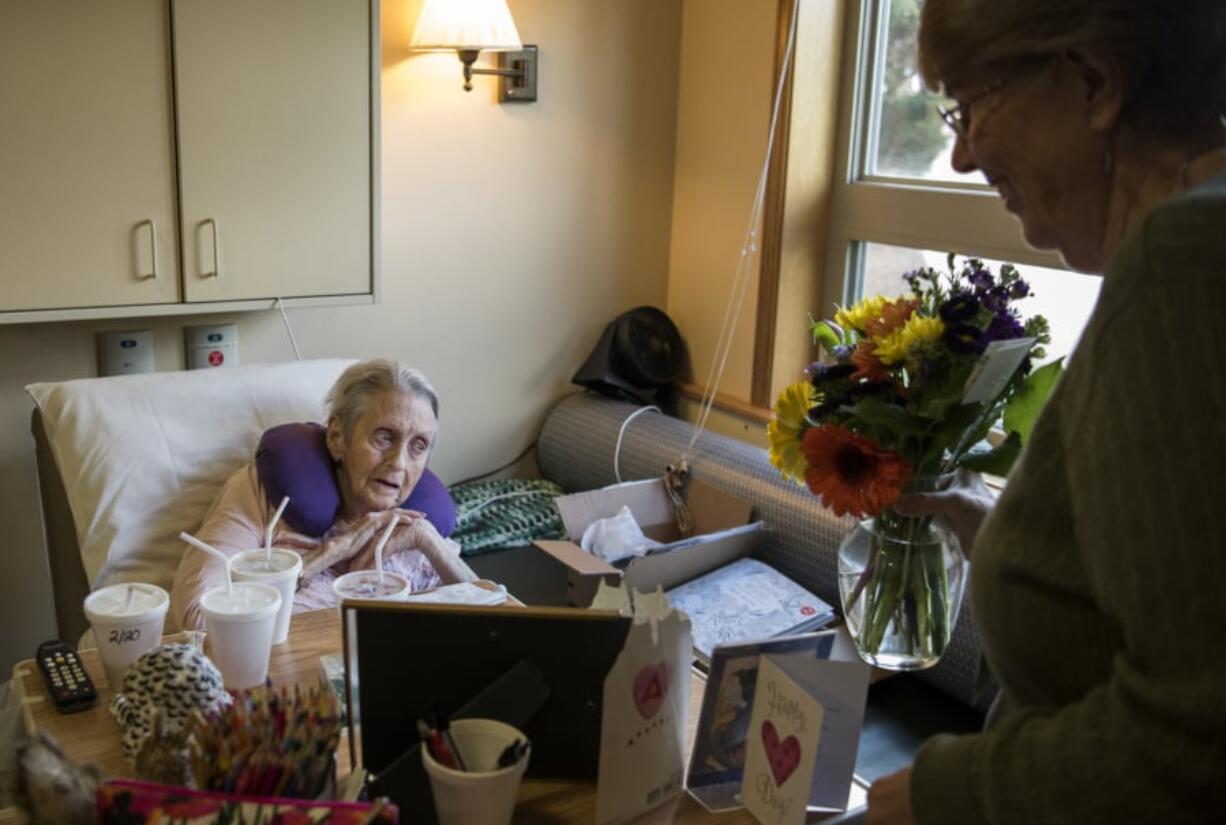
[{"x1": 449, "y1": 478, "x2": 567, "y2": 556}]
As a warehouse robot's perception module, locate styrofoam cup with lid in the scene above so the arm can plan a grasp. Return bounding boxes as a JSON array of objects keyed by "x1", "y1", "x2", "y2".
[
  {"x1": 331, "y1": 570, "x2": 411, "y2": 603},
  {"x1": 229, "y1": 548, "x2": 301, "y2": 645},
  {"x1": 83, "y1": 583, "x2": 171, "y2": 689},
  {"x1": 199, "y1": 581, "x2": 282, "y2": 689}
]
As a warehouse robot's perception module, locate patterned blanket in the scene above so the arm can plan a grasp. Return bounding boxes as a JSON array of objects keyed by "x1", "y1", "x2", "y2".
[{"x1": 449, "y1": 478, "x2": 567, "y2": 556}]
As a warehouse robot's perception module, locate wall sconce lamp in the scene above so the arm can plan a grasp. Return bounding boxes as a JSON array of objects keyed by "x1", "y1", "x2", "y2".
[{"x1": 410, "y1": 0, "x2": 538, "y2": 102}]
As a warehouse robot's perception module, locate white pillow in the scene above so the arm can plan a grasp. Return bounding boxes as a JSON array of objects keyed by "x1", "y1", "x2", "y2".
[{"x1": 26, "y1": 359, "x2": 357, "y2": 592}]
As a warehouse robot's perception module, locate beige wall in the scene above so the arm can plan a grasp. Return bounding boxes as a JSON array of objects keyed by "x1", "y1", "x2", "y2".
[
  {"x1": 666, "y1": 0, "x2": 777, "y2": 402},
  {"x1": 666, "y1": 0, "x2": 846, "y2": 428},
  {"x1": 0, "y1": 0, "x2": 683, "y2": 673}
]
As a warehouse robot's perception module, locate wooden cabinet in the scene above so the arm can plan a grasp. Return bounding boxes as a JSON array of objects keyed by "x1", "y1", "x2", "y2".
[
  {"x1": 174, "y1": 0, "x2": 372, "y2": 303},
  {"x1": 0, "y1": 0, "x2": 375, "y2": 320},
  {"x1": 0, "y1": 0, "x2": 181, "y2": 312}
]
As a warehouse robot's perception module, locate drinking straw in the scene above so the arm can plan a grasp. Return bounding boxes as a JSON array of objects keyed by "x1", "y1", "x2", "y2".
[
  {"x1": 373, "y1": 515, "x2": 399, "y2": 585},
  {"x1": 123, "y1": 583, "x2": 135, "y2": 611},
  {"x1": 265, "y1": 495, "x2": 290, "y2": 559},
  {"x1": 179, "y1": 531, "x2": 233, "y2": 595}
]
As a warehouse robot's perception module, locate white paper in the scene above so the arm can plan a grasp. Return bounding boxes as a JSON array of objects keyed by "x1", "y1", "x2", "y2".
[
  {"x1": 722, "y1": 574, "x2": 784, "y2": 615},
  {"x1": 961, "y1": 337, "x2": 1034, "y2": 404}
]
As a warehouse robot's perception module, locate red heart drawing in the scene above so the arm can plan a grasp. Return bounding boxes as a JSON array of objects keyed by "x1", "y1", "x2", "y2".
[
  {"x1": 761, "y1": 720, "x2": 801, "y2": 786},
  {"x1": 632, "y1": 661, "x2": 670, "y2": 719}
]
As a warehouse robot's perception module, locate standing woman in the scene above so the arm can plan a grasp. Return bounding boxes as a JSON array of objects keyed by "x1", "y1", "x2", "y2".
[{"x1": 868, "y1": 1, "x2": 1226, "y2": 823}]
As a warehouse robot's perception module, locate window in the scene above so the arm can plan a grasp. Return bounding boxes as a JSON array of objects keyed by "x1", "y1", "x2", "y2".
[{"x1": 825, "y1": 0, "x2": 1102, "y2": 363}]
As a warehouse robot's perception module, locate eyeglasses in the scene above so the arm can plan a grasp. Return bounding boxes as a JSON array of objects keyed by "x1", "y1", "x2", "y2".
[{"x1": 936, "y1": 78, "x2": 1008, "y2": 139}]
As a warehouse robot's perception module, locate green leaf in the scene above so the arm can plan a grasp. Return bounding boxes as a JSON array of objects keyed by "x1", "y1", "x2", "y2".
[
  {"x1": 811, "y1": 320, "x2": 842, "y2": 354},
  {"x1": 916, "y1": 401, "x2": 991, "y2": 467},
  {"x1": 844, "y1": 397, "x2": 930, "y2": 437},
  {"x1": 1003, "y1": 358, "x2": 1064, "y2": 442},
  {"x1": 960, "y1": 431, "x2": 1022, "y2": 475}
]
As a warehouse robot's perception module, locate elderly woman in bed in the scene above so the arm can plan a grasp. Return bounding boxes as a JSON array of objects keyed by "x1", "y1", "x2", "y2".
[{"x1": 169, "y1": 359, "x2": 477, "y2": 631}]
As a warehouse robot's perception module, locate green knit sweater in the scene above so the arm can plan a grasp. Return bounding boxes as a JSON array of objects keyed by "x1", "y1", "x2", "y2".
[{"x1": 911, "y1": 173, "x2": 1226, "y2": 824}]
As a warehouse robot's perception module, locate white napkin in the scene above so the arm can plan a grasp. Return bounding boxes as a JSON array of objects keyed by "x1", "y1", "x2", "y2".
[
  {"x1": 579, "y1": 505, "x2": 662, "y2": 563},
  {"x1": 403, "y1": 581, "x2": 508, "y2": 606}
]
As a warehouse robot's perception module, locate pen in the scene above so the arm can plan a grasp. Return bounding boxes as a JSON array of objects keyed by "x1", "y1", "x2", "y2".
[
  {"x1": 496, "y1": 738, "x2": 529, "y2": 769},
  {"x1": 437, "y1": 716, "x2": 468, "y2": 772},
  {"x1": 417, "y1": 718, "x2": 457, "y2": 769}
]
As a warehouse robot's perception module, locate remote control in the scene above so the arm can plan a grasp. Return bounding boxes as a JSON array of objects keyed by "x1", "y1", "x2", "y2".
[{"x1": 35, "y1": 640, "x2": 97, "y2": 713}]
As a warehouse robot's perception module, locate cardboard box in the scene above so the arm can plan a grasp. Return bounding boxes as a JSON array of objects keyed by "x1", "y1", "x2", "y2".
[{"x1": 535, "y1": 478, "x2": 762, "y2": 607}]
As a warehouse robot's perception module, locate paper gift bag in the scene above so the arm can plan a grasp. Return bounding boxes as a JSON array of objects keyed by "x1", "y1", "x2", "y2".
[{"x1": 595, "y1": 586, "x2": 692, "y2": 825}]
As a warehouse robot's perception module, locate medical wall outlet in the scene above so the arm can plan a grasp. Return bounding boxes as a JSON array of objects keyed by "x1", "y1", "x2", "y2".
[
  {"x1": 98, "y1": 330, "x2": 155, "y2": 376},
  {"x1": 185, "y1": 323, "x2": 239, "y2": 369}
]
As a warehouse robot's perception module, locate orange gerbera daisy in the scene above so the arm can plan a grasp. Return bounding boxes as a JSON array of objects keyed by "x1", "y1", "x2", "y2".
[
  {"x1": 864, "y1": 297, "x2": 918, "y2": 340},
  {"x1": 801, "y1": 424, "x2": 912, "y2": 518},
  {"x1": 850, "y1": 340, "x2": 890, "y2": 381}
]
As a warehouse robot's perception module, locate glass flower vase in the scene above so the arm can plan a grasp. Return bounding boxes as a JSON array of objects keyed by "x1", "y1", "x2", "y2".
[{"x1": 837, "y1": 505, "x2": 968, "y2": 670}]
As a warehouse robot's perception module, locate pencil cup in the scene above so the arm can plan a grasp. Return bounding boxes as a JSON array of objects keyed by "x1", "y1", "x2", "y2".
[
  {"x1": 200, "y1": 582, "x2": 281, "y2": 689},
  {"x1": 422, "y1": 718, "x2": 530, "y2": 825}
]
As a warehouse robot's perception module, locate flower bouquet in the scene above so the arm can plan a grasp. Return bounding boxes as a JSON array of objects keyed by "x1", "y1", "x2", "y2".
[{"x1": 769, "y1": 255, "x2": 1062, "y2": 669}]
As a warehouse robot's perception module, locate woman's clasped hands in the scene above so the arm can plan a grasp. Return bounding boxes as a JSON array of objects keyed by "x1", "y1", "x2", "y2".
[{"x1": 285, "y1": 509, "x2": 430, "y2": 580}]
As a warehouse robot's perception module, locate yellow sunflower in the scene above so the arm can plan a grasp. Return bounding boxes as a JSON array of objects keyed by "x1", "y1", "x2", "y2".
[
  {"x1": 872, "y1": 314, "x2": 945, "y2": 365},
  {"x1": 768, "y1": 381, "x2": 817, "y2": 485},
  {"x1": 833, "y1": 295, "x2": 889, "y2": 334}
]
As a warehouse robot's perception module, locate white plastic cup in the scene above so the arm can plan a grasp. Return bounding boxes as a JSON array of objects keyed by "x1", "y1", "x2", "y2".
[
  {"x1": 331, "y1": 570, "x2": 410, "y2": 603},
  {"x1": 82, "y1": 583, "x2": 170, "y2": 689},
  {"x1": 421, "y1": 718, "x2": 530, "y2": 825},
  {"x1": 199, "y1": 582, "x2": 282, "y2": 689},
  {"x1": 229, "y1": 549, "x2": 302, "y2": 645}
]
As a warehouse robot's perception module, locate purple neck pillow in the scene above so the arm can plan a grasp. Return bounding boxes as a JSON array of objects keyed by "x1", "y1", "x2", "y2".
[{"x1": 254, "y1": 422, "x2": 456, "y2": 538}]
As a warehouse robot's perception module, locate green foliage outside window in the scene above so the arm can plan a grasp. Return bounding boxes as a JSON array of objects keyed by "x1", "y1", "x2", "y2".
[{"x1": 876, "y1": 0, "x2": 948, "y2": 176}]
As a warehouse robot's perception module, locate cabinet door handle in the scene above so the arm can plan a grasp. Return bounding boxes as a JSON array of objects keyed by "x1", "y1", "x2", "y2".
[
  {"x1": 202, "y1": 218, "x2": 221, "y2": 278},
  {"x1": 136, "y1": 219, "x2": 158, "y2": 280}
]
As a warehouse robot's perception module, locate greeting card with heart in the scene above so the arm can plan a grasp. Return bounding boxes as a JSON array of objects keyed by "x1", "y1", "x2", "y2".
[
  {"x1": 741, "y1": 656, "x2": 821, "y2": 825},
  {"x1": 687, "y1": 627, "x2": 870, "y2": 814}
]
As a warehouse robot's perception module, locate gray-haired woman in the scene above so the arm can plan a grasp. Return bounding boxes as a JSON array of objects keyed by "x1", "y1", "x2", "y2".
[
  {"x1": 170, "y1": 359, "x2": 476, "y2": 631},
  {"x1": 868, "y1": 2, "x2": 1226, "y2": 823}
]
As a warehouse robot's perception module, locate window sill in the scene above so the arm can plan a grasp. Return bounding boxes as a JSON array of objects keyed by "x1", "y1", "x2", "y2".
[{"x1": 676, "y1": 382, "x2": 773, "y2": 426}]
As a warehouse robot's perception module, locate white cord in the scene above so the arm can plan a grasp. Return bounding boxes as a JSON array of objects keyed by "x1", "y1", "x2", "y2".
[
  {"x1": 462, "y1": 490, "x2": 542, "y2": 520},
  {"x1": 274, "y1": 297, "x2": 303, "y2": 361},
  {"x1": 682, "y1": 0, "x2": 800, "y2": 465},
  {"x1": 614, "y1": 405, "x2": 661, "y2": 483}
]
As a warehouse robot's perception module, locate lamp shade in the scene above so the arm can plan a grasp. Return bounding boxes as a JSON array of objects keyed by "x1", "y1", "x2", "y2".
[{"x1": 410, "y1": 0, "x2": 523, "y2": 52}]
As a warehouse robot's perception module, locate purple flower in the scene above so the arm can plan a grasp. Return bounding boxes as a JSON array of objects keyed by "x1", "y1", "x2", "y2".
[
  {"x1": 986, "y1": 311, "x2": 1025, "y2": 342},
  {"x1": 831, "y1": 344, "x2": 856, "y2": 361},
  {"x1": 939, "y1": 291, "x2": 979, "y2": 323},
  {"x1": 1009, "y1": 279, "x2": 1031, "y2": 299},
  {"x1": 982, "y1": 285, "x2": 1011, "y2": 313},
  {"x1": 944, "y1": 323, "x2": 987, "y2": 355},
  {"x1": 966, "y1": 265, "x2": 994, "y2": 292}
]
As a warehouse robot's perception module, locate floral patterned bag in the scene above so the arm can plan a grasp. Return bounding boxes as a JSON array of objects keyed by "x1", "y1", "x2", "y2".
[{"x1": 97, "y1": 778, "x2": 397, "y2": 824}]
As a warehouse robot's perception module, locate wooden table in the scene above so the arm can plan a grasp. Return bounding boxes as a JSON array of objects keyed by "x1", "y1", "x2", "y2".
[{"x1": 10, "y1": 609, "x2": 866, "y2": 823}]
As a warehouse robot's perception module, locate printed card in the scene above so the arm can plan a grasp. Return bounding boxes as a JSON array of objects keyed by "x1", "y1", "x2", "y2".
[
  {"x1": 740, "y1": 656, "x2": 822, "y2": 825},
  {"x1": 962, "y1": 336, "x2": 1035, "y2": 404}
]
